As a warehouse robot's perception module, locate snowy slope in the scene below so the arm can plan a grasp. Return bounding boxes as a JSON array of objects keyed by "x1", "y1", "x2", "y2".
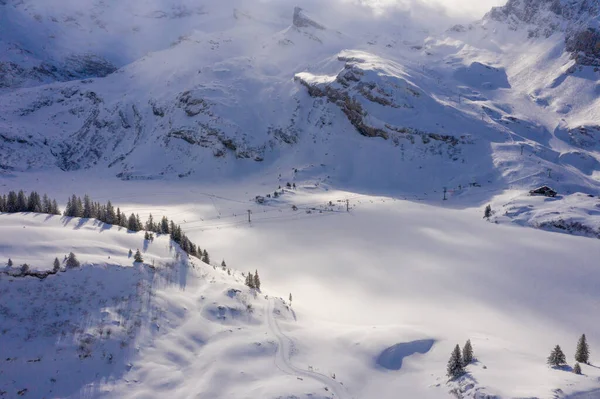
[
  {"x1": 0, "y1": 213, "x2": 325, "y2": 399},
  {"x1": 2, "y1": 184, "x2": 600, "y2": 398}
]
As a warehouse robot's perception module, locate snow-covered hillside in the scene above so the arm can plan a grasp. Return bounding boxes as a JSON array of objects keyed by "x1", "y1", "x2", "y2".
[
  {"x1": 2, "y1": 0, "x2": 600, "y2": 397},
  {"x1": 1, "y1": 185, "x2": 600, "y2": 398}
]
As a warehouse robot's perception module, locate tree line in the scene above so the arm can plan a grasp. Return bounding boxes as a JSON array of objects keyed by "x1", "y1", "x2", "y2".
[
  {"x1": 0, "y1": 190, "x2": 60, "y2": 215},
  {"x1": 63, "y1": 194, "x2": 208, "y2": 262}
]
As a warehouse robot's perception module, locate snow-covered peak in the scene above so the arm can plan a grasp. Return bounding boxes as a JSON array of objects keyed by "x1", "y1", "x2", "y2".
[{"x1": 292, "y1": 6, "x2": 326, "y2": 30}]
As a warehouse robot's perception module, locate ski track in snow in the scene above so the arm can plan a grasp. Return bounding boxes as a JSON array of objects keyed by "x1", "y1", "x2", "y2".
[{"x1": 266, "y1": 298, "x2": 351, "y2": 399}]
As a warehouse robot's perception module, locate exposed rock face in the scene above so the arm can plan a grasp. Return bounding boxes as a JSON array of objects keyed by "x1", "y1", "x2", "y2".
[
  {"x1": 0, "y1": 54, "x2": 117, "y2": 90},
  {"x1": 295, "y1": 53, "x2": 472, "y2": 161},
  {"x1": 565, "y1": 29, "x2": 600, "y2": 66},
  {"x1": 487, "y1": 0, "x2": 600, "y2": 66},
  {"x1": 293, "y1": 7, "x2": 326, "y2": 30}
]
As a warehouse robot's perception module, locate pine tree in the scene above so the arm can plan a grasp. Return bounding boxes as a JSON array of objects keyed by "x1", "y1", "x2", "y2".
[
  {"x1": 289, "y1": 293, "x2": 293, "y2": 303},
  {"x1": 66, "y1": 252, "x2": 81, "y2": 269},
  {"x1": 27, "y1": 191, "x2": 42, "y2": 212},
  {"x1": 53, "y1": 257, "x2": 61, "y2": 273},
  {"x1": 484, "y1": 204, "x2": 492, "y2": 219},
  {"x1": 573, "y1": 362, "x2": 582, "y2": 375},
  {"x1": 7, "y1": 258, "x2": 13, "y2": 267},
  {"x1": 254, "y1": 270, "x2": 261, "y2": 291},
  {"x1": 106, "y1": 201, "x2": 116, "y2": 225},
  {"x1": 51, "y1": 199, "x2": 60, "y2": 215},
  {"x1": 128, "y1": 213, "x2": 138, "y2": 231},
  {"x1": 575, "y1": 334, "x2": 590, "y2": 364},
  {"x1": 144, "y1": 231, "x2": 150, "y2": 240},
  {"x1": 463, "y1": 340, "x2": 473, "y2": 365},
  {"x1": 16, "y1": 190, "x2": 27, "y2": 212},
  {"x1": 146, "y1": 214, "x2": 155, "y2": 232},
  {"x1": 134, "y1": 249, "x2": 144, "y2": 263},
  {"x1": 20, "y1": 263, "x2": 29, "y2": 274},
  {"x1": 245, "y1": 272, "x2": 255, "y2": 289},
  {"x1": 547, "y1": 345, "x2": 567, "y2": 367},
  {"x1": 447, "y1": 344, "x2": 465, "y2": 379},
  {"x1": 221, "y1": 260, "x2": 227, "y2": 270},
  {"x1": 42, "y1": 194, "x2": 51, "y2": 213},
  {"x1": 161, "y1": 216, "x2": 170, "y2": 234},
  {"x1": 6, "y1": 191, "x2": 18, "y2": 213},
  {"x1": 83, "y1": 195, "x2": 93, "y2": 218},
  {"x1": 202, "y1": 249, "x2": 210, "y2": 264}
]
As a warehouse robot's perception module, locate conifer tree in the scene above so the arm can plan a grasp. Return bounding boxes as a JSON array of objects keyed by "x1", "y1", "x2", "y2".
[
  {"x1": 146, "y1": 214, "x2": 155, "y2": 232},
  {"x1": 254, "y1": 270, "x2": 261, "y2": 291},
  {"x1": 16, "y1": 190, "x2": 27, "y2": 212},
  {"x1": 484, "y1": 204, "x2": 492, "y2": 219},
  {"x1": 20, "y1": 263, "x2": 29, "y2": 274},
  {"x1": 573, "y1": 362, "x2": 582, "y2": 375},
  {"x1": 119, "y1": 212, "x2": 128, "y2": 228},
  {"x1": 202, "y1": 249, "x2": 210, "y2": 264},
  {"x1": 83, "y1": 195, "x2": 93, "y2": 218},
  {"x1": 134, "y1": 249, "x2": 144, "y2": 263},
  {"x1": 51, "y1": 199, "x2": 60, "y2": 215},
  {"x1": 128, "y1": 213, "x2": 138, "y2": 231},
  {"x1": 245, "y1": 272, "x2": 255, "y2": 289},
  {"x1": 575, "y1": 334, "x2": 590, "y2": 364},
  {"x1": 27, "y1": 191, "x2": 42, "y2": 212},
  {"x1": 7, "y1": 258, "x2": 13, "y2": 267},
  {"x1": 42, "y1": 194, "x2": 51, "y2": 213},
  {"x1": 106, "y1": 201, "x2": 116, "y2": 225},
  {"x1": 289, "y1": 293, "x2": 293, "y2": 303},
  {"x1": 447, "y1": 344, "x2": 465, "y2": 379},
  {"x1": 463, "y1": 340, "x2": 473, "y2": 365},
  {"x1": 144, "y1": 231, "x2": 150, "y2": 240},
  {"x1": 221, "y1": 260, "x2": 227, "y2": 270},
  {"x1": 7, "y1": 191, "x2": 18, "y2": 213},
  {"x1": 53, "y1": 257, "x2": 61, "y2": 273},
  {"x1": 161, "y1": 216, "x2": 170, "y2": 234},
  {"x1": 66, "y1": 252, "x2": 81, "y2": 269},
  {"x1": 547, "y1": 345, "x2": 567, "y2": 367}
]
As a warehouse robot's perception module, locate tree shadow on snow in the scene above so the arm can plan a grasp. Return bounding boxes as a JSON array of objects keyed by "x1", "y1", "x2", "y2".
[{"x1": 0, "y1": 262, "x2": 186, "y2": 398}]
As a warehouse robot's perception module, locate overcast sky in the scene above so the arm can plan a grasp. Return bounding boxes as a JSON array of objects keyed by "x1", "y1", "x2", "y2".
[{"x1": 359, "y1": 0, "x2": 508, "y2": 18}]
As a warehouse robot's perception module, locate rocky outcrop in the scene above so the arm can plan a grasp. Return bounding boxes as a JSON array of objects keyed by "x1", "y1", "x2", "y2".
[
  {"x1": 0, "y1": 54, "x2": 117, "y2": 90},
  {"x1": 293, "y1": 7, "x2": 325, "y2": 30},
  {"x1": 487, "y1": 0, "x2": 600, "y2": 66},
  {"x1": 295, "y1": 54, "x2": 472, "y2": 160}
]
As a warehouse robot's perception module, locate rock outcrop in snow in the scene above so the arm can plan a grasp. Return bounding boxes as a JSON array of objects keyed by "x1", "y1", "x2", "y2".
[
  {"x1": 487, "y1": 0, "x2": 600, "y2": 66},
  {"x1": 292, "y1": 7, "x2": 326, "y2": 30}
]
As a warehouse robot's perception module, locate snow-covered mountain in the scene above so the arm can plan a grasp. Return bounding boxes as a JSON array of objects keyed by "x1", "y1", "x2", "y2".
[{"x1": 2, "y1": 2, "x2": 600, "y2": 396}]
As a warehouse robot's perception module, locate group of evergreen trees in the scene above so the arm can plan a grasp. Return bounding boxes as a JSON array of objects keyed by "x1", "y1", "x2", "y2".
[
  {"x1": 62, "y1": 194, "x2": 208, "y2": 263},
  {"x1": 447, "y1": 340, "x2": 474, "y2": 379},
  {"x1": 448, "y1": 335, "x2": 591, "y2": 380},
  {"x1": 547, "y1": 334, "x2": 590, "y2": 375},
  {"x1": 0, "y1": 190, "x2": 60, "y2": 215},
  {"x1": 4, "y1": 253, "x2": 80, "y2": 278},
  {"x1": 244, "y1": 270, "x2": 261, "y2": 291},
  {"x1": 63, "y1": 194, "x2": 138, "y2": 229}
]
